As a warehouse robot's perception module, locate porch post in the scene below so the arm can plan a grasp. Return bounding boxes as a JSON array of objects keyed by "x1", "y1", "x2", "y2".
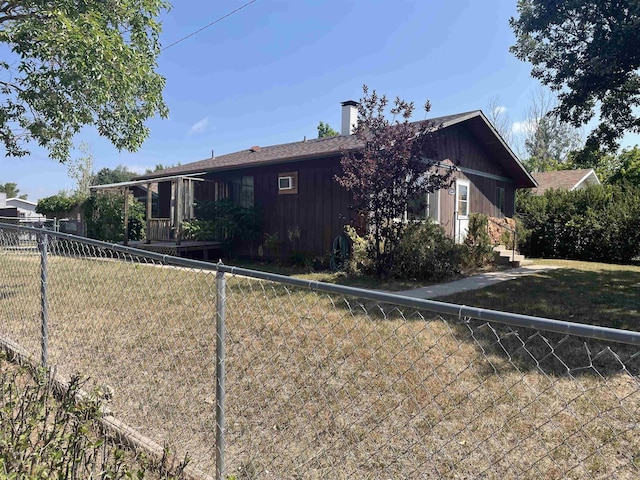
[
  {"x1": 175, "y1": 178, "x2": 183, "y2": 245},
  {"x1": 123, "y1": 187, "x2": 129, "y2": 247},
  {"x1": 146, "y1": 182, "x2": 152, "y2": 244}
]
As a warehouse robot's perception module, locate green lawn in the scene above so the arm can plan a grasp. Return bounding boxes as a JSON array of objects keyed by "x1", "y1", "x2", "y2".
[{"x1": 436, "y1": 259, "x2": 640, "y2": 331}]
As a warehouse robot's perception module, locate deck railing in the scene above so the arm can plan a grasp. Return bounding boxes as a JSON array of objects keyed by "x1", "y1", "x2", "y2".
[{"x1": 146, "y1": 218, "x2": 172, "y2": 241}]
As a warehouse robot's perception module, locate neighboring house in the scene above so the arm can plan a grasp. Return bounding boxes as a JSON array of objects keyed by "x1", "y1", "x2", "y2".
[
  {"x1": 134, "y1": 102, "x2": 536, "y2": 257},
  {"x1": 531, "y1": 168, "x2": 600, "y2": 195},
  {"x1": 1, "y1": 197, "x2": 46, "y2": 222}
]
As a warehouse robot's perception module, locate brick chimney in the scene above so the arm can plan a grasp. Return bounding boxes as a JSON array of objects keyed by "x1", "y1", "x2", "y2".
[{"x1": 341, "y1": 100, "x2": 358, "y2": 136}]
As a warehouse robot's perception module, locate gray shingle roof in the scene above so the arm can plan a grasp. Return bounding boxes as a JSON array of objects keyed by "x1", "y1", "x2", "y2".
[
  {"x1": 136, "y1": 111, "x2": 480, "y2": 180},
  {"x1": 531, "y1": 169, "x2": 598, "y2": 195}
]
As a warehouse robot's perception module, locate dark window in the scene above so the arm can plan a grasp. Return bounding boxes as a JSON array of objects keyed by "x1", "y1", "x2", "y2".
[
  {"x1": 231, "y1": 176, "x2": 254, "y2": 208},
  {"x1": 407, "y1": 191, "x2": 440, "y2": 222},
  {"x1": 496, "y1": 187, "x2": 505, "y2": 217},
  {"x1": 407, "y1": 195, "x2": 427, "y2": 220}
]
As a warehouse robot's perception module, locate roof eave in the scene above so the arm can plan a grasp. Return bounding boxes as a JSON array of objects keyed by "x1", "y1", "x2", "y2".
[
  {"x1": 467, "y1": 111, "x2": 538, "y2": 188},
  {"x1": 134, "y1": 146, "x2": 362, "y2": 181}
]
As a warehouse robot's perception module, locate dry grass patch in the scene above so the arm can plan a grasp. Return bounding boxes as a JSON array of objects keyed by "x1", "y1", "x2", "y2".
[{"x1": 0, "y1": 247, "x2": 639, "y2": 478}]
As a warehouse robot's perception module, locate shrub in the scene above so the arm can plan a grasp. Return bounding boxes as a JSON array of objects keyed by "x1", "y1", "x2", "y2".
[
  {"x1": 82, "y1": 192, "x2": 145, "y2": 242},
  {"x1": 262, "y1": 232, "x2": 282, "y2": 258},
  {"x1": 36, "y1": 192, "x2": 80, "y2": 217},
  {"x1": 391, "y1": 220, "x2": 461, "y2": 281},
  {"x1": 462, "y1": 213, "x2": 494, "y2": 269},
  {"x1": 186, "y1": 199, "x2": 261, "y2": 247},
  {"x1": 0, "y1": 356, "x2": 188, "y2": 479},
  {"x1": 516, "y1": 185, "x2": 640, "y2": 262},
  {"x1": 343, "y1": 225, "x2": 374, "y2": 276}
]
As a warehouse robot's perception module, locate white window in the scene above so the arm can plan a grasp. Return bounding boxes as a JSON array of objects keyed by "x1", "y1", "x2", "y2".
[
  {"x1": 279, "y1": 176, "x2": 294, "y2": 190},
  {"x1": 427, "y1": 190, "x2": 440, "y2": 223},
  {"x1": 456, "y1": 180, "x2": 469, "y2": 217},
  {"x1": 278, "y1": 172, "x2": 298, "y2": 194}
]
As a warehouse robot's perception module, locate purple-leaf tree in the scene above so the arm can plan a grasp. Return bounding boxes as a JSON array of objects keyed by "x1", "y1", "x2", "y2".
[{"x1": 336, "y1": 85, "x2": 455, "y2": 277}]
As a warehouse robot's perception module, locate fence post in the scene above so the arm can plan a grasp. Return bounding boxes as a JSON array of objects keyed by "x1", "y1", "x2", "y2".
[
  {"x1": 38, "y1": 233, "x2": 49, "y2": 368},
  {"x1": 215, "y1": 269, "x2": 226, "y2": 480}
]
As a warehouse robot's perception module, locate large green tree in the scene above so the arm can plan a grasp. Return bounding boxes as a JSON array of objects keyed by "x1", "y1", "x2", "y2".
[
  {"x1": 608, "y1": 146, "x2": 640, "y2": 186},
  {"x1": 0, "y1": 0, "x2": 169, "y2": 162},
  {"x1": 0, "y1": 182, "x2": 26, "y2": 199},
  {"x1": 91, "y1": 165, "x2": 137, "y2": 186},
  {"x1": 511, "y1": 0, "x2": 640, "y2": 153},
  {"x1": 317, "y1": 121, "x2": 339, "y2": 138}
]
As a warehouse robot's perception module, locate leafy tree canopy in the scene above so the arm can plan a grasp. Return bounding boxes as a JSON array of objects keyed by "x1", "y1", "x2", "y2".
[
  {"x1": 523, "y1": 112, "x2": 582, "y2": 173},
  {"x1": 336, "y1": 85, "x2": 455, "y2": 277},
  {"x1": 608, "y1": 146, "x2": 640, "y2": 186},
  {"x1": 317, "y1": 121, "x2": 339, "y2": 138},
  {"x1": 144, "y1": 163, "x2": 180, "y2": 174},
  {"x1": 0, "y1": 0, "x2": 169, "y2": 162},
  {"x1": 510, "y1": 0, "x2": 640, "y2": 153},
  {"x1": 91, "y1": 165, "x2": 137, "y2": 186},
  {"x1": 35, "y1": 190, "x2": 79, "y2": 216},
  {"x1": 0, "y1": 181, "x2": 26, "y2": 199}
]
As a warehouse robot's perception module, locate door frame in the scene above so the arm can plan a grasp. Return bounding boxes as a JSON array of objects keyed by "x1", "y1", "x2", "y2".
[{"x1": 454, "y1": 178, "x2": 470, "y2": 243}]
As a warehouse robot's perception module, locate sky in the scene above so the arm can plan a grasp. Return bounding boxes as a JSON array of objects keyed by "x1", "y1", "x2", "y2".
[{"x1": 3, "y1": 0, "x2": 639, "y2": 201}]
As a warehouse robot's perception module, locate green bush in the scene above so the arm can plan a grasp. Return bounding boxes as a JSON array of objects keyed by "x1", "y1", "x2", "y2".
[
  {"x1": 36, "y1": 192, "x2": 80, "y2": 217},
  {"x1": 185, "y1": 199, "x2": 261, "y2": 253},
  {"x1": 462, "y1": 213, "x2": 494, "y2": 269},
  {"x1": 0, "y1": 356, "x2": 188, "y2": 479},
  {"x1": 83, "y1": 192, "x2": 145, "y2": 242},
  {"x1": 343, "y1": 225, "x2": 374, "y2": 276},
  {"x1": 516, "y1": 185, "x2": 640, "y2": 262},
  {"x1": 391, "y1": 220, "x2": 461, "y2": 281}
]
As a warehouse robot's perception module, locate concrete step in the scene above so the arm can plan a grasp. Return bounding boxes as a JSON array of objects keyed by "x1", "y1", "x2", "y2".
[{"x1": 493, "y1": 245, "x2": 529, "y2": 268}]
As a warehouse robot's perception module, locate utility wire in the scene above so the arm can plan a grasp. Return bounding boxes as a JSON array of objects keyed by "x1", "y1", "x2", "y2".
[{"x1": 162, "y1": 0, "x2": 258, "y2": 51}]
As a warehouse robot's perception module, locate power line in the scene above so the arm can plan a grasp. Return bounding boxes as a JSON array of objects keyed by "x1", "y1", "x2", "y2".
[{"x1": 162, "y1": 0, "x2": 258, "y2": 52}]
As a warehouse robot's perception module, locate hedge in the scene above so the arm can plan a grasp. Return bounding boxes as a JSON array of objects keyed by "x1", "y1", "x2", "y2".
[{"x1": 516, "y1": 185, "x2": 640, "y2": 262}]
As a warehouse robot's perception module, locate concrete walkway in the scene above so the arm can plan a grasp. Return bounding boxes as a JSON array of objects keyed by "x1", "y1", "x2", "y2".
[{"x1": 396, "y1": 264, "x2": 560, "y2": 299}]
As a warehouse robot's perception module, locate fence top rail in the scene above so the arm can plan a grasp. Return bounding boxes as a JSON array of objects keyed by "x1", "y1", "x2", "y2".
[{"x1": 2, "y1": 222, "x2": 640, "y2": 347}]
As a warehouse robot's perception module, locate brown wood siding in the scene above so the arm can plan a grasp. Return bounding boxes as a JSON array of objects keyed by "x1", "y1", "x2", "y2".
[
  {"x1": 157, "y1": 123, "x2": 521, "y2": 254},
  {"x1": 190, "y1": 157, "x2": 355, "y2": 257},
  {"x1": 432, "y1": 124, "x2": 510, "y2": 176},
  {"x1": 432, "y1": 123, "x2": 517, "y2": 234},
  {"x1": 438, "y1": 172, "x2": 516, "y2": 235}
]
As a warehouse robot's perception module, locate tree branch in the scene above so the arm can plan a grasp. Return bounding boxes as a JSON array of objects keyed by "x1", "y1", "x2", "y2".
[{"x1": 0, "y1": 79, "x2": 22, "y2": 92}]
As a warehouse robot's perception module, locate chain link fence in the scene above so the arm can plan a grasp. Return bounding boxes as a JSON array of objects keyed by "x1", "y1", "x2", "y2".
[{"x1": 1, "y1": 223, "x2": 639, "y2": 479}]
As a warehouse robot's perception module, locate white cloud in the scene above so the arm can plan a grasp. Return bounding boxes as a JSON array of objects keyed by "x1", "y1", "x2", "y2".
[
  {"x1": 493, "y1": 105, "x2": 507, "y2": 115},
  {"x1": 188, "y1": 116, "x2": 209, "y2": 135},
  {"x1": 511, "y1": 119, "x2": 536, "y2": 134}
]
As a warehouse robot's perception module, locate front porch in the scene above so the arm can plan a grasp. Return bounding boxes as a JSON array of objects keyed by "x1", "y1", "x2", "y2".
[
  {"x1": 90, "y1": 173, "x2": 223, "y2": 248},
  {"x1": 128, "y1": 239, "x2": 226, "y2": 261}
]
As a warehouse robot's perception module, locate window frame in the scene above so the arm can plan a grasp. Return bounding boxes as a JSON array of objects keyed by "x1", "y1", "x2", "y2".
[
  {"x1": 278, "y1": 172, "x2": 298, "y2": 195},
  {"x1": 230, "y1": 175, "x2": 254, "y2": 208},
  {"x1": 456, "y1": 179, "x2": 470, "y2": 218}
]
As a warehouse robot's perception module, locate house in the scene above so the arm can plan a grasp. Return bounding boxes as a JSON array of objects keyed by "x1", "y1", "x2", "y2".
[
  {"x1": 133, "y1": 102, "x2": 536, "y2": 258},
  {"x1": 530, "y1": 168, "x2": 600, "y2": 195},
  {"x1": 0, "y1": 196, "x2": 46, "y2": 223}
]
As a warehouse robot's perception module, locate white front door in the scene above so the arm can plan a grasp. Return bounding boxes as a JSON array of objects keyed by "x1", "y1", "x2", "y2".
[{"x1": 455, "y1": 179, "x2": 470, "y2": 243}]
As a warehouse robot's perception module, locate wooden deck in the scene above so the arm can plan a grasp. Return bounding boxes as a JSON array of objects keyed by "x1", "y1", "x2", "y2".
[{"x1": 128, "y1": 240, "x2": 226, "y2": 261}]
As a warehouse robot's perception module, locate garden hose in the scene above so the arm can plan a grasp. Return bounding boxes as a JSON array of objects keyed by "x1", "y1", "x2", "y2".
[{"x1": 330, "y1": 235, "x2": 350, "y2": 271}]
